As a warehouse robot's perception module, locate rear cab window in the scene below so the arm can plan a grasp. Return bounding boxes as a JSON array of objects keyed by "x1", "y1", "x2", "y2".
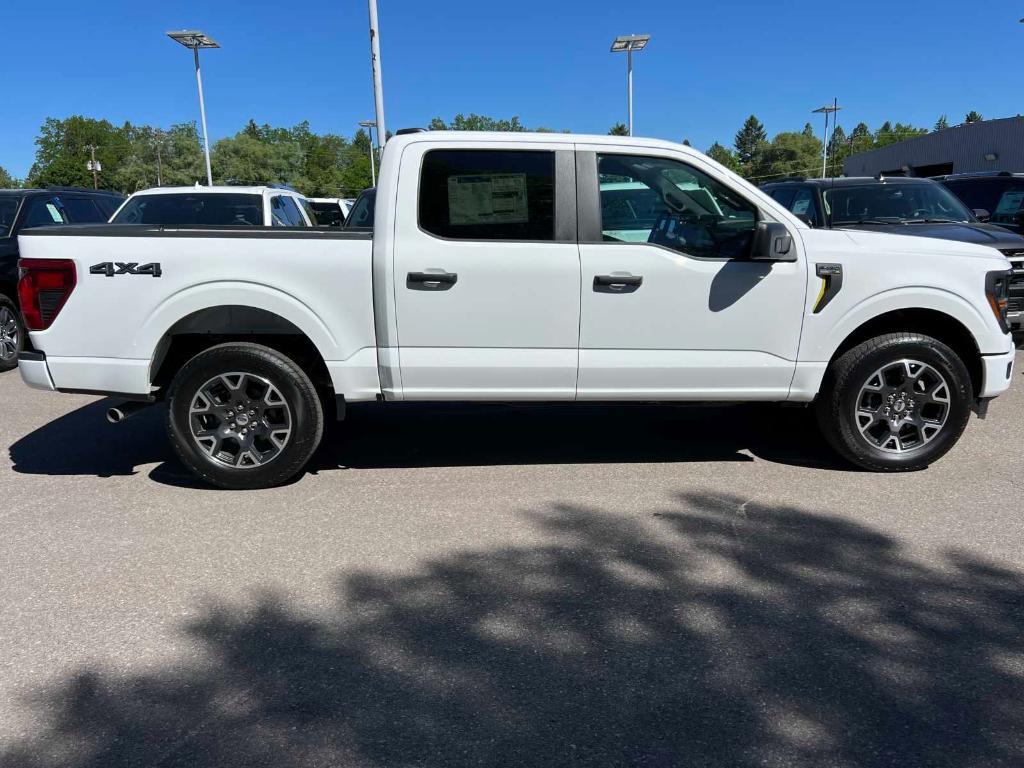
[
  {"x1": 270, "y1": 195, "x2": 308, "y2": 227},
  {"x1": 112, "y1": 193, "x2": 264, "y2": 226}
]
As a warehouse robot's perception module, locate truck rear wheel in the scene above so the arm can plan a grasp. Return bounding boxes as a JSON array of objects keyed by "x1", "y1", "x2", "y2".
[
  {"x1": 166, "y1": 343, "x2": 324, "y2": 489},
  {"x1": 0, "y1": 295, "x2": 24, "y2": 372},
  {"x1": 815, "y1": 333, "x2": 973, "y2": 472}
]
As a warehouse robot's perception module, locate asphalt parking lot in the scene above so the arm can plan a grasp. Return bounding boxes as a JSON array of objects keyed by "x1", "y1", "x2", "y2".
[{"x1": 1, "y1": 355, "x2": 1023, "y2": 767}]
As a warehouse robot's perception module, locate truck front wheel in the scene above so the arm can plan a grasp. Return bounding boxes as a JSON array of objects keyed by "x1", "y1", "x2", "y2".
[
  {"x1": 167, "y1": 343, "x2": 324, "y2": 489},
  {"x1": 815, "y1": 333, "x2": 973, "y2": 471}
]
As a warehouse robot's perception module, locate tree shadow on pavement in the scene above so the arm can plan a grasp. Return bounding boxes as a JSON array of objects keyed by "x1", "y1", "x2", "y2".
[
  {"x1": 7, "y1": 400, "x2": 851, "y2": 487},
  {"x1": 2, "y1": 493, "x2": 1022, "y2": 767}
]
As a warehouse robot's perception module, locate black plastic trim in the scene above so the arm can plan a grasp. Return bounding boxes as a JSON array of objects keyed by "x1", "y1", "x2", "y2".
[
  {"x1": 554, "y1": 150, "x2": 578, "y2": 244},
  {"x1": 17, "y1": 350, "x2": 45, "y2": 363},
  {"x1": 56, "y1": 388, "x2": 156, "y2": 402},
  {"x1": 575, "y1": 150, "x2": 601, "y2": 243},
  {"x1": 813, "y1": 264, "x2": 843, "y2": 313}
]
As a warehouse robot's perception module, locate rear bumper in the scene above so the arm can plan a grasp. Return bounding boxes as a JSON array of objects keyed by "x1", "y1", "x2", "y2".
[
  {"x1": 980, "y1": 346, "x2": 1016, "y2": 399},
  {"x1": 18, "y1": 351, "x2": 56, "y2": 391}
]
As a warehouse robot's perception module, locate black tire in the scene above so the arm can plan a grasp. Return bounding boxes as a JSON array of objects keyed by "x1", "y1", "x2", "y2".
[
  {"x1": 166, "y1": 343, "x2": 324, "y2": 489},
  {"x1": 815, "y1": 333, "x2": 973, "y2": 472},
  {"x1": 0, "y1": 294, "x2": 25, "y2": 372}
]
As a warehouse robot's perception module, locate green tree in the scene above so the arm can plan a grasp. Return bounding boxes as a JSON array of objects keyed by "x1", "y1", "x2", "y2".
[
  {"x1": 429, "y1": 114, "x2": 527, "y2": 132},
  {"x1": 965, "y1": 111, "x2": 983, "y2": 124},
  {"x1": 211, "y1": 131, "x2": 304, "y2": 187},
  {"x1": 802, "y1": 122, "x2": 816, "y2": 139},
  {"x1": 608, "y1": 122, "x2": 629, "y2": 136},
  {"x1": 934, "y1": 115, "x2": 949, "y2": 131},
  {"x1": 734, "y1": 115, "x2": 767, "y2": 170},
  {"x1": 0, "y1": 166, "x2": 17, "y2": 188},
  {"x1": 827, "y1": 125, "x2": 848, "y2": 177},
  {"x1": 749, "y1": 131, "x2": 823, "y2": 183},
  {"x1": 706, "y1": 142, "x2": 739, "y2": 172},
  {"x1": 27, "y1": 115, "x2": 130, "y2": 190},
  {"x1": 338, "y1": 129, "x2": 375, "y2": 196}
]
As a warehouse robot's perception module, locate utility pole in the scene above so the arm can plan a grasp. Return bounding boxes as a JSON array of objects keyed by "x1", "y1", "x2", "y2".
[
  {"x1": 86, "y1": 145, "x2": 99, "y2": 189},
  {"x1": 367, "y1": 0, "x2": 387, "y2": 146}
]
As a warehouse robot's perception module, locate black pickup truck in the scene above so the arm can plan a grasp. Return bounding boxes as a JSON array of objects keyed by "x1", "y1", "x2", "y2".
[
  {"x1": 0, "y1": 187, "x2": 124, "y2": 370},
  {"x1": 762, "y1": 176, "x2": 1024, "y2": 335}
]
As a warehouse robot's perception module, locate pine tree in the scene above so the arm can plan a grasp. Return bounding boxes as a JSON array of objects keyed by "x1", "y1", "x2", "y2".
[
  {"x1": 934, "y1": 115, "x2": 949, "y2": 131},
  {"x1": 734, "y1": 115, "x2": 767, "y2": 167}
]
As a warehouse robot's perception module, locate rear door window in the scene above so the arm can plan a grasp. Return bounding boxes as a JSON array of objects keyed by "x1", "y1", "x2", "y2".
[
  {"x1": 790, "y1": 187, "x2": 822, "y2": 227},
  {"x1": 419, "y1": 150, "x2": 555, "y2": 241},
  {"x1": 61, "y1": 197, "x2": 107, "y2": 223},
  {"x1": 23, "y1": 197, "x2": 68, "y2": 228}
]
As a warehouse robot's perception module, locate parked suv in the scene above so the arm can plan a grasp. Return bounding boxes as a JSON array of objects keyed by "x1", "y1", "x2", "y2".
[
  {"x1": 0, "y1": 186, "x2": 124, "y2": 370},
  {"x1": 935, "y1": 172, "x2": 1024, "y2": 235},
  {"x1": 111, "y1": 186, "x2": 316, "y2": 227},
  {"x1": 761, "y1": 177, "x2": 1024, "y2": 334}
]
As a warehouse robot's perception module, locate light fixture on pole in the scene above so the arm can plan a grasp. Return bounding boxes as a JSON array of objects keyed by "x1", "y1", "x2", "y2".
[
  {"x1": 167, "y1": 30, "x2": 219, "y2": 186},
  {"x1": 610, "y1": 34, "x2": 650, "y2": 136},
  {"x1": 359, "y1": 120, "x2": 378, "y2": 186},
  {"x1": 812, "y1": 100, "x2": 842, "y2": 178},
  {"x1": 367, "y1": 1, "x2": 387, "y2": 147}
]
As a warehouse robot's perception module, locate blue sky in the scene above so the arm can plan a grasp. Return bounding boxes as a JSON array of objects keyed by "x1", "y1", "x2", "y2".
[{"x1": 1, "y1": 0, "x2": 1021, "y2": 178}]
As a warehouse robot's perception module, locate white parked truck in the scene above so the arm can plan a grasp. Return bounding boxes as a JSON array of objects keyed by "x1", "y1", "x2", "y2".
[{"x1": 16, "y1": 131, "x2": 1016, "y2": 488}]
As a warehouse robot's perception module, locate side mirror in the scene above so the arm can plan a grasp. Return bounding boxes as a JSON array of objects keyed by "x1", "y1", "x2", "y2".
[
  {"x1": 973, "y1": 208, "x2": 991, "y2": 222},
  {"x1": 752, "y1": 221, "x2": 796, "y2": 261}
]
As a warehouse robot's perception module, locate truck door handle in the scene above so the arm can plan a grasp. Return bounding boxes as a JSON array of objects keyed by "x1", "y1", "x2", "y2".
[
  {"x1": 594, "y1": 274, "x2": 643, "y2": 293},
  {"x1": 407, "y1": 271, "x2": 458, "y2": 291}
]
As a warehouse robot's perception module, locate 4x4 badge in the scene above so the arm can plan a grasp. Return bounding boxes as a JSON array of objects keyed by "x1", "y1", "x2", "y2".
[{"x1": 89, "y1": 262, "x2": 162, "y2": 278}]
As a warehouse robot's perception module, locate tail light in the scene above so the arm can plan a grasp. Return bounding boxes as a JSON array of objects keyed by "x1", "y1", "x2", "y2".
[
  {"x1": 18, "y1": 259, "x2": 77, "y2": 331},
  {"x1": 985, "y1": 269, "x2": 1011, "y2": 333}
]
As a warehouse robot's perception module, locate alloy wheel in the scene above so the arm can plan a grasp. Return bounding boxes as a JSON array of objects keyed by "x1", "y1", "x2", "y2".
[
  {"x1": 854, "y1": 359, "x2": 950, "y2": 453},
  {"x1": 188, "y1": 372, "x2": 293, "y2": 469},
  {"x1": 0, "y1": 306, "x2": 19, "y2": 363}
]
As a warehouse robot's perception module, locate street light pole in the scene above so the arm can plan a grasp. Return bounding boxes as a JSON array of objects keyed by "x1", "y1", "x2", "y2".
[
  {"x1": 193, "y1": 47, "x2": 214, "y2": 186},
  {"x1": 359, "y1": 120, "x2": 377, "y2": 186},
  {"x1": 167, "y1": 31, "x2": 220, "y2": 186},
  {"x1": 367, "y1": 0, "x2": 387, "y2": 146},
  {"x1": 610, "y1": 35, "x2": 650, "y2": 137},
  {"x1": 812, "y1": 100, "x2": 842, "y2": 178}
]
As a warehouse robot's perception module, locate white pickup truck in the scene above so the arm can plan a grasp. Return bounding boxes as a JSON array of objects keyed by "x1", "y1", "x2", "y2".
[{"x1": 16, "y1": 130, "x2": 1016, "y2": 488}]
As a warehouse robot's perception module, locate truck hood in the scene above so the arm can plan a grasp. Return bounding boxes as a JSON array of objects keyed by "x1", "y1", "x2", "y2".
[
  {"x1": 836, "y1": 221, "x2": 1024, "y2": 252},
  {"x1": 825, "y1": 227, "x2": 1011, "y2": 266}
]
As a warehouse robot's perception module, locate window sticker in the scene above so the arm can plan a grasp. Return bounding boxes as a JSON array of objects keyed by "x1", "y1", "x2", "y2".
[
  {"x1": 994, "y1": 191, "x2": 1024, "y2": 216},
  {"x1": 46, "y1": 203, "x2": 64, "y2": 223},
  {"x1": 447, "y1": 173, "x2": 528, "y2": 225}
]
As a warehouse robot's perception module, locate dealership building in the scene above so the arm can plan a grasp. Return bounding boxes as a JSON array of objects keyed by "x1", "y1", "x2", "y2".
[{"x1": 842, "y1": 116, "x2": 1024, "y2": 177}]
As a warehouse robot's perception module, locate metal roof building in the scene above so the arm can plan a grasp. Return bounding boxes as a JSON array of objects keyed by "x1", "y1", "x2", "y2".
[{"x1": 843, "y1": 116, "x2": 1024, "y2": 177}]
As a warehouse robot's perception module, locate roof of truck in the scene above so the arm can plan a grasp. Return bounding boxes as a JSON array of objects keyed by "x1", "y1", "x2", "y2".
[{"x1": 126, "y1": 186, "x2": 305, "y2": 196}]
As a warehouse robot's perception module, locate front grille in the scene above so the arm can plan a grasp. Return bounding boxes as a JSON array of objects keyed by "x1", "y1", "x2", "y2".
[
  {"x1": 1008, "y1": 298, "x2": 1024, "y2": 313},
  {"x1": 1001, "y1": 248, "x2": 1024, "y2": 258}
]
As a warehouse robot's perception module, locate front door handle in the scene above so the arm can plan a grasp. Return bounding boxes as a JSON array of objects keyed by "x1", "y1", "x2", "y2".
[
  {"x1": 594, "y1": 274, "x2": 643, "y2": 293},
  {"x1": 407, "y1": 271, "x2": 458, "y2": 291}
]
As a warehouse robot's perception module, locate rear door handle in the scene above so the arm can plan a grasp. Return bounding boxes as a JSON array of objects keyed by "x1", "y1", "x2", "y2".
[
  {"x1": 407, "y1": 271, "x2": 458, "y2": 291},
  {"x1": 594, "y1": 274, "x2": 643, "y2": 293}
]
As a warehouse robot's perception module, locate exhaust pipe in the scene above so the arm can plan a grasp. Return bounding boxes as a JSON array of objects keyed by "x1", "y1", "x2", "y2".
[{"x1": 106, "y1": 401, "x2": 151, "y2": 424}]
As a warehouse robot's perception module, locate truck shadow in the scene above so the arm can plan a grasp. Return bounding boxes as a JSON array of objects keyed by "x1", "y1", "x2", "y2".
[
  {"x1": 2, "y1": 494, "x2": 1022, "y2": 767},
  {"x1": 6, "y1": 400, "x2": 849, "y2": 487}
]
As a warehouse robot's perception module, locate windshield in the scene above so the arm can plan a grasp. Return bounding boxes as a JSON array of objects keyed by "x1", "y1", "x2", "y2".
[
  {"x1": 0, "y1": 198, "x2": 20, "y2": 238},
  {"x1": 825, "y1": 183, "x2": 974, "y2": 225},
  {"x1": 112, "y1": 193, "x2": 264, "y2": 226}
]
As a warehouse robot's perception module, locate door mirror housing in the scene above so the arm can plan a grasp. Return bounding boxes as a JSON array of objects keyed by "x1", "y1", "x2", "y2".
[
  {"x1": 973, "y1": 208, "x2": 991, "y2": 222},
  {"x1": 752, "y1": 221, "x2": 795, "y2": 261}
]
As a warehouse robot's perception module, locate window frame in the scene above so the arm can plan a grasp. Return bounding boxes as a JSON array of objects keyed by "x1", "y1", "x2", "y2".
[
  {"x1": 415, "y1": 147, "x2": 576, "y2": 245},
  {"x1": 579, "y1": 150, "x2": 763, "y2": 261}
]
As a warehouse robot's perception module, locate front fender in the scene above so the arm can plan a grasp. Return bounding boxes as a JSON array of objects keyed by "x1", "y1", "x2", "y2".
[{"x1": 800, "y1": 286, "x2": 1002, "y2": 363}]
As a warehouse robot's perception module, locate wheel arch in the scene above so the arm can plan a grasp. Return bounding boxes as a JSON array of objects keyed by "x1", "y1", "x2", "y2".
[
  {"x1": 149, "y1": 305, "x2": 333, "y2": 399},
  {"x1": 827, "y1": 307, "x2": 982, "y2": 396}
]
